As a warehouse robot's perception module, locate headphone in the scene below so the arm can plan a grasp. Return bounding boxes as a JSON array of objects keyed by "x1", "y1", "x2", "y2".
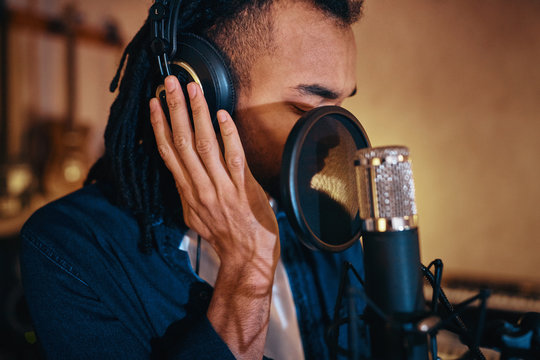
[{"x1": 149, "y1": 0, "x2": 236, "y2": 127}]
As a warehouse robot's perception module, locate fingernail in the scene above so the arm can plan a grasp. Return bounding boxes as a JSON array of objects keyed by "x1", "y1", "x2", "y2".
[
  {"x1": 187, "y1": 83, "x2": 198, "y2": 99},
  {"x1": 165, "y1": 76, "x2": 176, "y2": 92},
  {"x1": 218, "y1": 111, "x2": 228, "y2": 123},
  {"x1": 149, "y1": 98, "x2": 158, "y2": 112}
]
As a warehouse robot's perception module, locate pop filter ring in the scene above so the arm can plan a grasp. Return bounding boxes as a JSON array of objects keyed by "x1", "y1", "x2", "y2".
[{"x1": 280, "y1": 105, "x2": 370, "y2": 252}]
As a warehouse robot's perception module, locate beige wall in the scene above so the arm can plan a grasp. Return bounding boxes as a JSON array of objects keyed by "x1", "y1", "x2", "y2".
[
  {"x1": 347, "y1": 0, "x2": 540, "y2": 282},
  {"x1": 5, "y1": 0, "x2": 540, "y2": 282}
]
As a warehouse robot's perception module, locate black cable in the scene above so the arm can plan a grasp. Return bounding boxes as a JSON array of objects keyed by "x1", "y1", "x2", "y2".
[{"x1": 422, "y1": 264, "x2": 487, "y2": 360}]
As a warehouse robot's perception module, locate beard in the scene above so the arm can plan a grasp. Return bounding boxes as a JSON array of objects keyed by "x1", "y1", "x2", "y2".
[{"x1": 247, "y1": 154, "x2": 282, "y2": 203}]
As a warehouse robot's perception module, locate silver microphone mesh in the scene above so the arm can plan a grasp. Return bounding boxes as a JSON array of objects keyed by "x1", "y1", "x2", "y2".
[{"x1": 356, "y1": 146, "x2": 417, "y2": 220}]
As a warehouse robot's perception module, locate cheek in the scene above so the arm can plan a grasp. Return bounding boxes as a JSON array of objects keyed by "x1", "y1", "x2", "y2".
[
  {"x1": 235, "y1": 107, "x2": 300, "y2": 180},
  {"x1": 243, "y1": 110, "x2": 296, "y2": 154}
]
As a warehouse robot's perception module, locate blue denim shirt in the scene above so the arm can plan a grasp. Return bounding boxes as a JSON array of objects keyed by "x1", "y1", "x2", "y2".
[{"x1": 20, "y1": 183, "x2": 367, "y2": 359}]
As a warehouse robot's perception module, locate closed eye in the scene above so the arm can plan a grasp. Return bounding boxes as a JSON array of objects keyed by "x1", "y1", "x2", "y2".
[{"x1": 289, "y1": 103, "x2": 312, "y2": 116}]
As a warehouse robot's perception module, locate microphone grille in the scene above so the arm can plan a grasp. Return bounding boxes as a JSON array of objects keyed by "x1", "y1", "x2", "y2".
[{"x1": 355, "y1": 146, "x2": 417, "y2": 219}]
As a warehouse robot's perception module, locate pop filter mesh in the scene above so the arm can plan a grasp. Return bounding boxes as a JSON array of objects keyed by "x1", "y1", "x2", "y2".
[
  {"x1": 309, "y1": 122, "x2": 359, "y2": 219},
  {"x1": 281, "y1": 107, "x2": 370, "y2": 252}
]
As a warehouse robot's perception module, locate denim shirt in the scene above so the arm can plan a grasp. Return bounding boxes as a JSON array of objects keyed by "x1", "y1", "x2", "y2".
[{"x1": 20, "y1": 183, "x2": 367, "y2": 359}]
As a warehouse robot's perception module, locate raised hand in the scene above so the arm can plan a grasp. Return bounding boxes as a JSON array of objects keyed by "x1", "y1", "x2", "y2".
[{"x1": 149, "y1": 75, "x2": 280, "y2": 359}]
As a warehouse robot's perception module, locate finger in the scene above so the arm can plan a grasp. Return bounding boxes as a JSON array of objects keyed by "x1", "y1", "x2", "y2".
[
  {"x1": 149, "y1": 97, "x2": 189, "y2": 187},
  {"x1": 217, "y1": 110, "x2": 247, "y2": 187},
  {"x1": 163, "y1": 77, "x2": 213, "y2": 189},
  {"x1": 164, "y1": 76, "x2": 192, "y2": 134},
  {"x1": 187, "y1": 82, "x2": 229, "y2": 182}
]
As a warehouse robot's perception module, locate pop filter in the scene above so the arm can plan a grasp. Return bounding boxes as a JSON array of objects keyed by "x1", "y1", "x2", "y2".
[{"x1": 280, "y1": 106, "x2": 370, "y2": 252}]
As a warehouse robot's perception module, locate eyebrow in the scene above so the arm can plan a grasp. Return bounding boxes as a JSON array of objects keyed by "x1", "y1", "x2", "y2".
[{"x1": 295, "y1": 84, "x2": 357, "y2": 100}]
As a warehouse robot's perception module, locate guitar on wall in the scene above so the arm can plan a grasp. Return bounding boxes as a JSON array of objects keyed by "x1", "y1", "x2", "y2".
[
  {"x1": 41, "y1": 4, "x2": 123, "y2": 198},
  {"x1": 41, "y1": 5, "x2": 90, "y2": 197},
  {"x1": 2, "y1": 2, "x2": 122, "y2": 206}
]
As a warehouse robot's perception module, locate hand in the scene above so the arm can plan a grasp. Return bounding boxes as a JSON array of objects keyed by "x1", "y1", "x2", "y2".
[
  {"x1": 150, "y1": 76, "x2": 280, "y2": 359},
  {"x1": 149, "y1": 76, "x2": 280, "y2": 274}
]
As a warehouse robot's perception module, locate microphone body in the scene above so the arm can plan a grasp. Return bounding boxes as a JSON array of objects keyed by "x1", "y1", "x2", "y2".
[{"x1": 356, "y1": 146, "x2": 428, "y2": 360}]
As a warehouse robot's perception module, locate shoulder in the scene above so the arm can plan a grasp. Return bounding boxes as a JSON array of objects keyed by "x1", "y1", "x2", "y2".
[
  {"x1": 20, "y1": 183, "x2": 140, "y2": 274},
  {"x1": 23, "y1": 183, "x2": 136, "y2": 237}
]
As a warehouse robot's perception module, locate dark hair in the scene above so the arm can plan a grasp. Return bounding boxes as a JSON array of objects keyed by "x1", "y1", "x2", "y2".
[{"x1": 86, "y1": 0, "x2": 364, "y2": 253}]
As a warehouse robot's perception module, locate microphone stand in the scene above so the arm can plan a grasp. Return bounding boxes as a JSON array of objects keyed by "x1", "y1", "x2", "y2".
[{"x1": 327, "y1": 259, "x2": 496, "y2": 360}]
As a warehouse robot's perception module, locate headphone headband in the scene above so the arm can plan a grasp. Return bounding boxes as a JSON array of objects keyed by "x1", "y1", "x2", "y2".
[
  {"x1": 148, "y1": 0, "x2": 236, "y2": 123},
  {"x1": 149, "y1": 0, "x2": 182, "y2": 79}
]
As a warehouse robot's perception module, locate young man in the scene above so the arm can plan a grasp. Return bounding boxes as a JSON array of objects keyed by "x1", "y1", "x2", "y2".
[{"x1": 21, "y1": 0, "x2": 367, "y2": 359}]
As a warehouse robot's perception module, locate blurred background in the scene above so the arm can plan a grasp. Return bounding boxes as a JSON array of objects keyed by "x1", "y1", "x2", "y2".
[{"x1": 0, "y1": 0, "x2": 539, "y2": 358}]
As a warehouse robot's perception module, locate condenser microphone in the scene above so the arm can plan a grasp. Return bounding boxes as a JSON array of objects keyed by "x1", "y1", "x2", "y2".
[{"x1": 355, "y1": 146, "x2": 428, "y2": 360}]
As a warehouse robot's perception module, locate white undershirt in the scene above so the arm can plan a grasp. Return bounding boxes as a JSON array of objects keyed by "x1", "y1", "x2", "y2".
[{"x1": 179, "y1": 229, "x2": 305, "y2": 360}]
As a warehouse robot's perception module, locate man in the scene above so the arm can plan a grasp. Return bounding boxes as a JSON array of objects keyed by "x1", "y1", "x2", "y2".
[{"x1": 20, "y1": 0, "x2": 367, "y2": 359}]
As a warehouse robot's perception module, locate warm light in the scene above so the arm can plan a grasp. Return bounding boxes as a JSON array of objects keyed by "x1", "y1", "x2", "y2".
[
  {"x1": 63, "y1": 160, "x2": 83, "y2": 183},
  {"x1": 7, "y1": 166, "x2": 32, "y2": 195},
  {"x1": 377, "y1": 218, "x2": 387, "y2": 232}
]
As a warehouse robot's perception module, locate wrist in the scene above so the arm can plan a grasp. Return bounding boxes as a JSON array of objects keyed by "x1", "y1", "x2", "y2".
[
  {"x1": 219, "y1": 229, "x2": 280, "y2": 267},
  {"x1": 218, "y1": 244, "x2": 280, "y2": 291}
]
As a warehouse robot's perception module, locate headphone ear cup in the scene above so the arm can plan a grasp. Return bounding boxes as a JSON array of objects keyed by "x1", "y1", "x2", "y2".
[{"x1": 168, "y1": 33, "x2": 236, "y2": 128}]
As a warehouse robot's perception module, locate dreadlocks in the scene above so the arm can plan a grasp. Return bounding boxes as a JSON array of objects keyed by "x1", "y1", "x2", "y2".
[{"x1": 86, "y1": 0, "x2": 364, "y2": 253}]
